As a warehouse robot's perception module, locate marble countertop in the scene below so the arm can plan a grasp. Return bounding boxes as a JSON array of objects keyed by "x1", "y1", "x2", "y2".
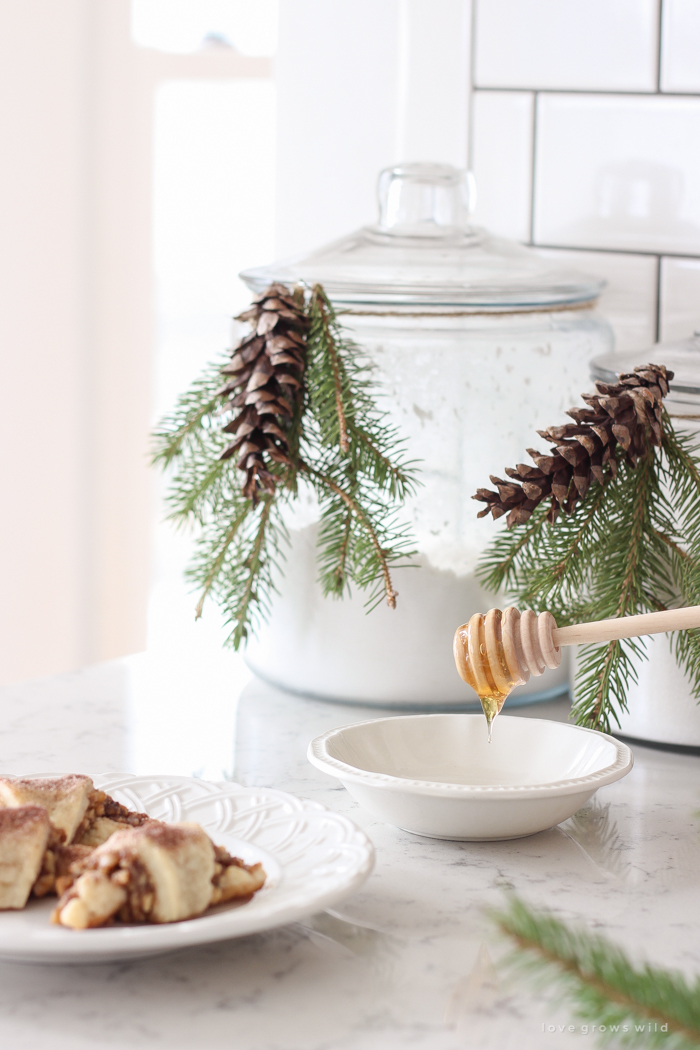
[{"x1": 0, "y1": 651, "x2": 699, "y2": 1050}]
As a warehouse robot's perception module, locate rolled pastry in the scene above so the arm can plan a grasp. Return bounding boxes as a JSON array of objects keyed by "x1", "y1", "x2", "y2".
[
  {"x1": 211, "y1": 843, "x2": 266, "y2": 905},
  {"x1": 0, "y1": 775, "x2": 152, "y2": 847},
  {"x1": 73, "y1": 790, "x2": 153, "y2": 848},
  {"x1": 31, "y1": 834, "x2": 94, "y2": 899},
  {"x1": 0, "y1": 806, "x2": 51, "y2": 910},
  {"x1": 54, "y1": 822, "x2": 266, "y2": 929},
  {"x1": 0, "y1": 776, "x2": 93, "y2": 844},
  {"x1": 55, "y1": 870, "x2": 128, "y2": 931}
]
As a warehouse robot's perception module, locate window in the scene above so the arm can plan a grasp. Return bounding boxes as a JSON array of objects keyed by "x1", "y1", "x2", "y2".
[
  {"x1": 137, "y1": 2, "x2": 276, "y2": 666},
  {"x1": 131, "y1": 0, "x2": 278, "y2": 55}
]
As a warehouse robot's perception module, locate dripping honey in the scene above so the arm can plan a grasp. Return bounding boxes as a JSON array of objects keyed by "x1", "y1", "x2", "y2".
[{"x1": 453, "y1": 611, "x2": 521, "y2": 740}]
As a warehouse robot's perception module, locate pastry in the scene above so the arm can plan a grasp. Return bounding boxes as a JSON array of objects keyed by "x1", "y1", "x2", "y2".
[
  {"x1": 0, "y1": 806, "x2": 51, "y2": 910},
  {"x1": 55, "y1": 822, "x2": 216, "y2": 928},
  {"x1": 55, "y1": 869, "x2": 128, "y2": 930},
  {"x1": 0, "y1": 775, "x2": 152, "y2": 847},
  {"x1": 0, "y1": 773, "x2": 266, "y2": 927},
  {"x1": 54, "y1": 822, "x2": 266, "y2": 929},
  {"x1": 0, "y1": 775, "x2": 93, "y2": 844},
  {"x1": 210, "y1": 843, "x2": 266, "y2": 905},
  {"x1": 0, "y1": 800, "x2": 94, "y2": 905},
  {"x1": 73, "y1": 790, "x2": 152, "y2": 847},
  {"x1": 31, "y1": 834, "x2": 93, "y2": 899}
]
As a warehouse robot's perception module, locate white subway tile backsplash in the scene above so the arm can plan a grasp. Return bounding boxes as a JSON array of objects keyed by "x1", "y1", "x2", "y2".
[
  {"x1": 660, "y1": 257, "x2": 700, "y2": 342},
  {"x1": 534, "y1": 248, "x2": 658, "y2": 353},
  {"x1": 661, "y1": 0, "x2": 700, "y2": 93},
  {"x1": 471, "y1": 91, "x2": 533, "y2": 241},
  {"x1": 474, "y1": 0, "x2": 659, "y2": 92},
  {"x1": 469, "y1": 3, "x2": 700, "y2": 355},
  {"x1": 534, "y1": 94, "x2": 700, "y2": 256}
]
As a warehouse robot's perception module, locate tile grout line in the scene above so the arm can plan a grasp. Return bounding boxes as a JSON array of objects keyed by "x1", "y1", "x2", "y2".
[
  {"x1": 472, "y1": 5, "x2": 696, "y2": 337},
  {"x1": 529, "y1": 92, "x2": 538, "y2": 245},
  {"x1": 657, "y1": 0, "x2": 664, "y2": 93},
  {"x1": 535, "y1": 243, "x2": 700, "y2": 263},
  {"x1": 473, "y1": 86, "x2": 699, "y2": 99},
  {"x1": 467, "y1": 0, "x2": 478, "y2": 169}
]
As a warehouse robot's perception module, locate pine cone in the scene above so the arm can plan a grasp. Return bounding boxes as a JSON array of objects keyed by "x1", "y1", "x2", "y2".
[
  {"x1": 473, "y1": 364, "x2": 674, "y2": 528},
  {"x1": 218, "y1": 284, "x2": 307, "y2": 503}
]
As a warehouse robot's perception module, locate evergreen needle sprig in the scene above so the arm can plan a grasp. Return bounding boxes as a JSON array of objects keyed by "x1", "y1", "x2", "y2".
[
  {"x1": 303, "y1": 285, "x2": 421, "y2": 610},
  {"x1": 152, "y1": 282, "x2": 420, "y2": 647},
  {"x1": 493, "y1": 895, "x2": 700, "y2": 1049},
  {"x1": 474, "y1": 366, "x2": 700, "y2": 732}
]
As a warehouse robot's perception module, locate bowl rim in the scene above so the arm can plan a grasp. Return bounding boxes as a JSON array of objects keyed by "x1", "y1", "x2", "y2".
[{"x1": 307, "y1": 714, "x2": 634, "y2": 800}]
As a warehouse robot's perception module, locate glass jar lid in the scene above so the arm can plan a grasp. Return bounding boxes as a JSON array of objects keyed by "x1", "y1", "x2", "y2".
[
  {"x1": 240, "y1": 163, "x2": 605, "y2": 311},
  {"x1": 591, "y1": 332, "x2": 700, "y2": 398}
]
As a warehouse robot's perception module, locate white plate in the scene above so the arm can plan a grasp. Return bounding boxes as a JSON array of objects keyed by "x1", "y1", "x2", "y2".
[
  {"x1": 308, "y1": 714, "x2": 633, "y2": 841},
  {"x1": 0, "y1": 773, "x2": 374, "y2": 963}
]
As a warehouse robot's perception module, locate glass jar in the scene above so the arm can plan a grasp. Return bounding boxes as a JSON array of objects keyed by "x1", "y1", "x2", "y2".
[
  {"x1": 240, "y1": 164, "x2": 612, "y2": 708},
  {"x1": 590, "y1": 334, "x2": 700, "y2": 747}
]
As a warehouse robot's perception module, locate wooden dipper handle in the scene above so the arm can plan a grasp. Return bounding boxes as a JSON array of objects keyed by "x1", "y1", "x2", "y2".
[
  {"x1": 553, "y1": 605, "x2": 700, "y2": 647},
  {"x1": 454, "y1": 604, "x2": 700, "y2": 692}
]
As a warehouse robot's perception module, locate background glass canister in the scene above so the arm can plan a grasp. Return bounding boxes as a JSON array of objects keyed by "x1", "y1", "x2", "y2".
[{"x1": 240, "y1": 163, "x2": 612, "y2": 708}]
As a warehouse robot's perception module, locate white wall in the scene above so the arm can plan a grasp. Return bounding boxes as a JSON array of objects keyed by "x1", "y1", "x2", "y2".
[{"x1": 275, "y1": 0, "x2": 471, "y2": 257}]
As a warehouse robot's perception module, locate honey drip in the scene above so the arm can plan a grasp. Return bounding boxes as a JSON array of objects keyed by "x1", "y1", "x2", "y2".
[{"x1": 453, "y1": 610, "x2": 524, "y2": 740}]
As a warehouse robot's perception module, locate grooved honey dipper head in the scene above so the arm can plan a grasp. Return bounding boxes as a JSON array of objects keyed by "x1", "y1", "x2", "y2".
[{"x1": 453, "y1": 607, "x2": 562, "y2": 738}]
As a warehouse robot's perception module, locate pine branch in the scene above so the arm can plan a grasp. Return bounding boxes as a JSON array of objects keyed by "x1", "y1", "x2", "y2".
[
  {"x1": 476, "y1": 482, "x2": 612, "y2": 619},
  {"x1": 305, "y1": 287, "x2": 419, "y2": 497},
  {"x1": 230, "y1": 493, "x2": 275, "y2": 646},
  {"x1": 152, "y1": 283, "x2": 420, "y2": 647},
  {"x1": 193, "y1": 501, "x2": 251, "y2": 619},
  {"x1": 320, "y1": 503, "x2": 353, "y2": 598},
  {"x1": 185, "y1": 490, "x2": 287, "y2": 648},
  {"x1": 306, "y1": 287, "x2": 354, "y2": 454},
  {"x1": 303, "y1": 285, "x2": 420, "y2": 608},
  {"x1": 301, "y1": 461, "x2": 403, "y2": 609},
  {"x1": 475, "y1": 502, "x2": 552, "y2": 597},
  {"x1": 311, "y1": 288, "x2": 350, "y2": 453},
  {"x1": 493, "y1": 895, "x2": 700, "y2": 1049},
  {"x1": 659, "y1": 418, "x2": 700, "y2": 699},
  {"x1": 167, "y1": 459, "x2": 228, "y2": 528},
  {"x1": 573, "y1": 447, "x2": 659, "y2": 730},
  {"x1": 152, "y1": 361, "x2": 224, "y2": 467},
  {"x1": 474, "y1": 364, "x2": 670, "y2": 527},
  {"x1": 473, "y1": 373, "x2": 700, "y2": 732},
  {"x1": 653, "y1": 530, "x2": 694, "y2": 563},
  {"x1": 152, "y1": 359, "x2": 235, "y2": 528}
]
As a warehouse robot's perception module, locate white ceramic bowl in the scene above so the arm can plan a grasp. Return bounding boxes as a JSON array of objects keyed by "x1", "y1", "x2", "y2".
[{"x1": 308, "y1": 714, "x2": 633, "y2": 840}]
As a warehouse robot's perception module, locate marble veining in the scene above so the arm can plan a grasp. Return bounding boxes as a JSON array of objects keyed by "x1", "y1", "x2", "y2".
[{"x1": 0, "y1": 653, "x2": 698, "y2": 1049}]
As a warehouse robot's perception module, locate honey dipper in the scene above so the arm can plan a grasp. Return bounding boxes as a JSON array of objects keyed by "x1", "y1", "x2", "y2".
[{"x1": 453, "y1": 604, "x2": 700, "y2": 739}]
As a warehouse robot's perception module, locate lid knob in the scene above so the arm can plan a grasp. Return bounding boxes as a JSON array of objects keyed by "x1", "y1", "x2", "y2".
[{"x1": 377, "y1": 162, "x2": 475, "y2": 237}]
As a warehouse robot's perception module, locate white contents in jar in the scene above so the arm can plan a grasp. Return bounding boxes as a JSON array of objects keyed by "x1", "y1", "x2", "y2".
[{"x1": 245, "y1": 310, "x2": 610, "y2": 705}]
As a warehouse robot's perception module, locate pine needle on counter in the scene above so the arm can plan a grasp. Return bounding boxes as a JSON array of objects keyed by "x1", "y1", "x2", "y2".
[{"x1": 493, "y1": 895, "x2": 700, "y2": 1049}]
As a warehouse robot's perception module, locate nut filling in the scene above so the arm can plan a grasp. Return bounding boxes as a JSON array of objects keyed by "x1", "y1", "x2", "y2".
[
  {"x1": 73, "y1": 790, "x2": 152, "y2": 847},
  {"x1": 97, "y1": 851, "x2": 156, "y2": 923},
  {"x1": 210, "y1": 843, "x2": 266, "y2": 904},
  {"x1": 53, "y1": 849, "x2": 157, "y2": 927},
  {"x1": 96, "y1": 849, "x2": 155, "y2": 923},
  {"x1": 31, "y1": 825, "x2": 93, "y2": 899}
]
